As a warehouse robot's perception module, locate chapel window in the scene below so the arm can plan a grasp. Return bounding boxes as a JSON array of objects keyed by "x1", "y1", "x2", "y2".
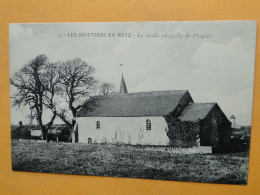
[
  {"x1": 146, "y1": 119, "x2": 151, "y2": 131},
  {"x1": 96, "y1": 121, "x2": 100, "y2": 129}
]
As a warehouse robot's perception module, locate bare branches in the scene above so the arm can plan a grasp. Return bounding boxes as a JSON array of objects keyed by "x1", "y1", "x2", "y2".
[
  {"x1": 10, "y1": 55, "x2": 58, "y2": 141},
  {"x1": 53, "y1": 58, "x2": 98, "y2": 142},
  {"x1": 11, "y1": 55, "x2": 99, "y2": 142},
  {"x1": 58, "y1": 58, "x2": 97, "y2": 118},
  {"x1": 99, "y1": 82, "x2": 115, "y2": 95}
]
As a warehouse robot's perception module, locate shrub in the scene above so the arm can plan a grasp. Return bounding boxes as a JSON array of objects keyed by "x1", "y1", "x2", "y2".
[{"x1": 165, "y1": 117, "x2": 200, "y2": 147}]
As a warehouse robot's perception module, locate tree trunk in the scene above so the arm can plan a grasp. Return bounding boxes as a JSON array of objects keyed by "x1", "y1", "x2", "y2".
[
  {"x1": 71, "y1": 130, "x2": 75, "y2": 143},
  {"x1": 42, "y1": 127, "x2": 48, "y2": 141},
  {"x1": 70, "y1": 119, "x2": 77, "y2": 143}
]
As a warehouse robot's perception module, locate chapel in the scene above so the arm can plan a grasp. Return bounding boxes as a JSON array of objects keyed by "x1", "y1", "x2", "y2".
[{"x1": 77, "y1": 74, "x2": 231, "y2": 147}]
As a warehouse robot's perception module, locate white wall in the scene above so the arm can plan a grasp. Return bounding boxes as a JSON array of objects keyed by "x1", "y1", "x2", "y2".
[
  {"x1": 77, "y1": 116, "x2": 170, "y2": 145},
  {"x1": 30, "y1": 130, "x2": 42, "y2": 137}
]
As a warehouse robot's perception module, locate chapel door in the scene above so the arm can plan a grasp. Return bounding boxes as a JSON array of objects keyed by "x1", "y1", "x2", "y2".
[{"x1": 88, "y1": 138, "x2": 92, "y2": 144}]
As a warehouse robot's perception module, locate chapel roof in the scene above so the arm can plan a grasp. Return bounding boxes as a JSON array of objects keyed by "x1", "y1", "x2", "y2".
[
  {"x1": 77, "y1": 90, "x2": 190, "y2": 117},
  {"x1": 178, "y1": 103, "x2": 217, "y2": 122}
]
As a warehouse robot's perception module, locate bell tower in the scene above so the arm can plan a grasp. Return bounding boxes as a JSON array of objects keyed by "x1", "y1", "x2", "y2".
[{"x1": 119, "y1": 64, "x2": 128, "y2": 94}]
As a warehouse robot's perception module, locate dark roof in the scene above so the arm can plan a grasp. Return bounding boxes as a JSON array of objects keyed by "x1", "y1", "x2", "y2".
[
  {"x1": 30, "y1": 126, "x2": 42, "y2": 130},
  {"x1": 11, "y1": 126, "x2": 31, "y2": 139},
  {"x1": 29, "y1": 124, "x2": 68, "y2": 132},
  {"x1": 25, "y1": 124, "x2": 67, "y2": 130},
  {"x1": 11, "y1": 125, "x2": 19, "y2": 131},
  {"x1": 178, "y1": 103, "x2": 216, "y2": 122},
  {"x1": 77, "y1": 90, "x2": 189, "y2": 117},
  {"x1": 48, "y1": 125, "x2": 70, "y2": 135}
]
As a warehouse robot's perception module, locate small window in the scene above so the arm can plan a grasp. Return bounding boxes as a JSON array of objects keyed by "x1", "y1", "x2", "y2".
[
  {"x1": 96, "y1": 121, "x2": 100, "y2": 129},
  {"x1": 146, "y1": 119, "x2": 151, "y2": 131}
]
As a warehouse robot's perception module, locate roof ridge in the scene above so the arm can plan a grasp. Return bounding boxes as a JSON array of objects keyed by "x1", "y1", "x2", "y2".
[
  {"x1": 134, "y1": 89, "x2": 186, "y2": 93},
  {"x1": 107, "y1": 90, "x2": 188, "y2": 97},
  {"x1": 189, "y1": 102, "x2": 217, "y2": 105},
  {"x1": 122, "y1": 89, "x2": 187, "y2": 94}
]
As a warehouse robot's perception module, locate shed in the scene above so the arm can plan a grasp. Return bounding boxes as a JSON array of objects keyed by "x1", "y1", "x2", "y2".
[{"x1": 178, "y1": 103, "x2": 231, "y2": 147}]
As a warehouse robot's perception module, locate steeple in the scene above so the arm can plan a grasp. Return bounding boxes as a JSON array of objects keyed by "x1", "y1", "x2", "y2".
[{"x1": 120, "y1": 74, "x2": 128, "y2": 94}]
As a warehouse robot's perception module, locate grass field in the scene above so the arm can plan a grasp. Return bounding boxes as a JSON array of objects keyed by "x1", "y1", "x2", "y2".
[{"x1": 11, "y1": 139, "x2": 249, "y2": 185}]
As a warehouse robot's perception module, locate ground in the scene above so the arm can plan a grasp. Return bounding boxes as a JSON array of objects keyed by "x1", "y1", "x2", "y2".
[{"x1": 11, "y1": 140, "x2": 249, "y2": 185}]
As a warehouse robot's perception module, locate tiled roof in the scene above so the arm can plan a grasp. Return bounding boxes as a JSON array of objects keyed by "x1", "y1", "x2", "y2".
[
  {"x1": 77, "y1": 90, "x2": 190, "y2": 117},
  {"x1": 178, "y1": 103, "x2": 217, "y2": 122}
]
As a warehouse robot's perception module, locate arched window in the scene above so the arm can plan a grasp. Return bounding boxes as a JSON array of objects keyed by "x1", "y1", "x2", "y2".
[
  {"x1": 96, "y1": 121, "x2": 100, "y2": 129},
  {"x1": 146, "y1": 119, "x2": 151, "y2": 131}
]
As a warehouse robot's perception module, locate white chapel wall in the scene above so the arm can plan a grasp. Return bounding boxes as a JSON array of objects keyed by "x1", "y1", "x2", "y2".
[{"x1": 77, "y1": 116, "x2": 170, "y2": 145}]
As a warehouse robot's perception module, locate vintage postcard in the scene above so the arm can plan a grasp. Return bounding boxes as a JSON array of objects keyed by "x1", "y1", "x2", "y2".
[{"x1": 10, "y1": 21, "x2": 256, "y2": 185}]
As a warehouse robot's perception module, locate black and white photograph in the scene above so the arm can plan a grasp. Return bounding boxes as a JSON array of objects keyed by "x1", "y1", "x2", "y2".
[{"x1": 9, "y1": 21, "x2": 256, "y2": 185}]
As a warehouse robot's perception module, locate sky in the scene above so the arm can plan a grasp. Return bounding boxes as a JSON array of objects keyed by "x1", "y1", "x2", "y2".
[{"x1": 9, "y1": 21, "x2": 256, "y2": 125}]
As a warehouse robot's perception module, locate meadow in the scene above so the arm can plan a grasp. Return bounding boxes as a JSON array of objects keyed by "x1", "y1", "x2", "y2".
[{"x1": 11, "y1": 140, "x2": 249, "y2": 185}]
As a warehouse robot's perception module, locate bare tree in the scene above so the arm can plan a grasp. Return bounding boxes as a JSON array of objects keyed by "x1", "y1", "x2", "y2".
[
  {"x1": 57, "y1": 58, "x2": 97, "y2": 142},
  {"x1": 10, "y1": 55, "x2": 60, "y2": 141},
  {"x1": 99, "y1": 82, "x2": 115, "y2": 95}
]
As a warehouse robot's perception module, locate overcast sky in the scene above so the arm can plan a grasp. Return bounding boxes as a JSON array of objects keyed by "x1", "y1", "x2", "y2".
[{"x1": 9, "y1": 21, "x2": 256, "y2": 125}]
